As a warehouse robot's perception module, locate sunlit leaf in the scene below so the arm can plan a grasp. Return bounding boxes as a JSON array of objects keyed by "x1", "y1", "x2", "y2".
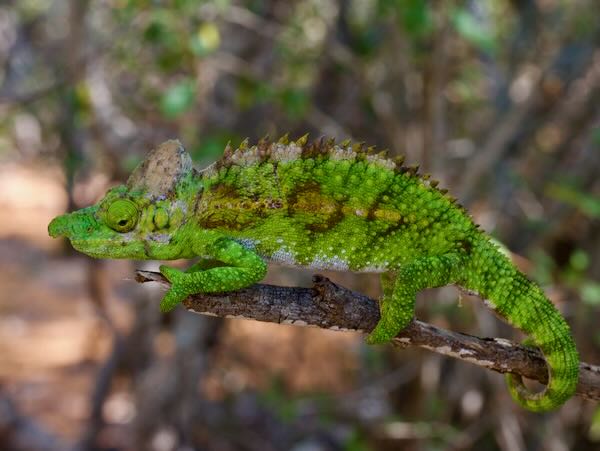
[
  {"x1": 190, "y1": 22, "x2": 221, "y2": 57},
  {"x1": 546, "y1": 182, "x2": 600, "y2": 219},
  {"x1": 399, "y1": 0, "x2": 433, "y2": 37},
  {"x1": 160, "y1": 80, "x2": 196, "y2": 118},
  {"x1": 591, "y1": 127, "x2": 600, "y2": 145},
  {"x1": 279, "y1": 88, "x2": 309, "y2": 118},
  {"x1": 589, "y1": 405, "x2": 600, "y2": 441},
  {"x1": 190, "y1": 132, "x2": 241, "y2": 165},
  {"x1": 452, "y1": 8, "x2": 496, "y2": 53},
  {"x1": 581, "y1": 282, "x2": 600, "y2": 307}
]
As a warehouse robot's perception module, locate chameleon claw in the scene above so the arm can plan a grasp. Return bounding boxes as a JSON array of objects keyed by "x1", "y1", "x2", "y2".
[
  {"x1": 159, "y1": 289, "x2": 184, "y2": 312},
  {"x1": 159, "y1": 265, "x2": 188, "y2": 311},
  {"x1": 159, "y1": 264, "x2": 182, "y2": 283}
]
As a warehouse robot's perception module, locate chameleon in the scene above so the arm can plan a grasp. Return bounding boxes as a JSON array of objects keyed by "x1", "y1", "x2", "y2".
[{"x1": 48, "y1": 136, "x2": 579, "y2": 412}]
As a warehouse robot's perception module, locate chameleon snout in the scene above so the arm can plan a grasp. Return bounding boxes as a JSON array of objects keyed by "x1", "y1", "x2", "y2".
[
  {"x1": 48, "y1": 207, "x2": 99, "y2": 239},
  {"x1": 48, "y1": 214, "x2": 70, "y2": 238}
]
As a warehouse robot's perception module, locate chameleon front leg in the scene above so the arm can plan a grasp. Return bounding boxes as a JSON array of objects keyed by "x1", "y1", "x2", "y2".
[
  {"x1": 367, "y1": 254, "x2": 462, "y2": 344},
  {"x1": 185, "y1": 258, "x2": 226, "y2": 273},
  {"x1": 159, "y1": 238, "x2": 267, "y2": 312}
]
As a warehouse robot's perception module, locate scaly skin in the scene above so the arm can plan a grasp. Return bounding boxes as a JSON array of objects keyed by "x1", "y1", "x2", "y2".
[{"x1": 48, "y1": 136, "x2": 579, "y2": 411}]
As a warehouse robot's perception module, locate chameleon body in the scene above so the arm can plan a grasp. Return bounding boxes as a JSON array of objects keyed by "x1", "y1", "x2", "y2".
[{"x1": 48, "y1": 137, "x2": 579, "y2": 411}]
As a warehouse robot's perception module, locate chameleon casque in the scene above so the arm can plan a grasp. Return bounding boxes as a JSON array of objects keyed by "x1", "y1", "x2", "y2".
[{"x1": 48, "y1": 136, "x2": 579, "y2": 411}]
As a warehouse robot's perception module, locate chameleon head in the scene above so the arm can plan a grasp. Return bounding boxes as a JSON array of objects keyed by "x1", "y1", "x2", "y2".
[{"x1": 48, "y1": 140, "x2": 201, "y2": 260}]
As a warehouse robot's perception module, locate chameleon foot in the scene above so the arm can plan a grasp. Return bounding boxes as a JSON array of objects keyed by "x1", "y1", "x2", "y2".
[{"x1": 159, "y1": 265, "x2": 188, "y2": 312}]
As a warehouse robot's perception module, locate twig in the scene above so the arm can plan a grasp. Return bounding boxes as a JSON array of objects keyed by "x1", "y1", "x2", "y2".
[{"x1": 135, "y1": 270, "x2": 600, "y2": 402}]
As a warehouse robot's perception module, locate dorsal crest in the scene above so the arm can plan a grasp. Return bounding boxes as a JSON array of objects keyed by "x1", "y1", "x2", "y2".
[
  {"x1": 214, "y1": 134, "x2": 402, "y2": 173},
  {"x1": 203, "y1": 134, "x2": 466, "y2": 213}
]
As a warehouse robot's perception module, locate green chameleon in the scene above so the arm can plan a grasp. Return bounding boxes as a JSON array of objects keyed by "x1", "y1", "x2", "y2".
[{"x1": 48, "y1": 136, "x2": 579, "y2": 411}]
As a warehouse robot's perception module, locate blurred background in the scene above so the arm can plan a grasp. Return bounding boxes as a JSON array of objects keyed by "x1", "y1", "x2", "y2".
[{"x1": 0, "y1": 0, "x2": 599, "y2": 450}]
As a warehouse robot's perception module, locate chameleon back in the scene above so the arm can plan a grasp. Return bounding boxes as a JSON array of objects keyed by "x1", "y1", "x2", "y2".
[{"x1": 196, "y1": 136, "x2": 476, "y2": 272}]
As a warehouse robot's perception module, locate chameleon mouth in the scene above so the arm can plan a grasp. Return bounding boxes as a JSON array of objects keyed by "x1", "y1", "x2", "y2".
[
  {"x1": 70, "y1": 238, "x2": 148, "y2": 260},
  {"x1": 69, "y1": 239, "x2": 103, "y2": 257}
]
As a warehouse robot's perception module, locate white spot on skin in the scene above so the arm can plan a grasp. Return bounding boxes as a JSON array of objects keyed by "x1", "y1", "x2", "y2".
[
  {"x1": 149, "y1": 233, "x2": 171, "y2": 244},
  {"x1": 366, "y1": 153, "x2": 395, "y2": 170},
  {"x1": 329, "y1": 146, "x2": 356, "y2": 161},
  {"x1": 200, "y1": 162, "x2": 217, "y2": 178},
  {"x1": 269, "y1": 247, "x2": 298, "y2": 266},
  {"x1": 396, "y1": 337, "x2": 411, "y2": 344},
  {"x1": 121, "y1": 232, "x2": 135, "y2": 242},
  {"x1": 230, "y1": 145, "x2": 261, "y2": 166},
  {"x1": 309, "y1": 254, "x2": 350, "y2": 271},
  {"x1": 361, "y1": 264, "x2": 388, "y2": 273},
  {"x1": 172, "y1": 200, "x2": 187, "y2": 215},
  {"x1": 235, "y1": 238, "x2": 258, "y2": 250},
  {"x1": 271, "y1": 143, "x2": 302, "y2": 162}
]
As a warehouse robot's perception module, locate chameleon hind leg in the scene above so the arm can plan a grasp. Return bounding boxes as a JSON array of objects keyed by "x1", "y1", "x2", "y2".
[{"x1": 367, "y1": 254, "x2": 462, "y2": 344}]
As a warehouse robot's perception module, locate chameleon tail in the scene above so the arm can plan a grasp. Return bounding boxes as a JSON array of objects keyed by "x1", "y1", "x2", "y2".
[
  {"x1": 466, "y1": 239, "x2": 579, "y2": 412},
  {"x1": 501, "y1": 277, "x2": 579, "y2": 411}
]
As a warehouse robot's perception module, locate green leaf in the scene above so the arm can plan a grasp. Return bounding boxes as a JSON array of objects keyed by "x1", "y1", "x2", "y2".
[
  {"x1": 236, "y1": 77, "x2": 274, "y2": 109},
  {"x1": 344, "y1": 428, "x2": 373, "y2": 451},
  {"x1": 143, "y1": 21, "x2": 165, "y2": 43},
  {"x1": 260, "y1": 377, "x2": 298, "y2": 423},
  {"x1": 589, "y1": 405, "x2": 600, "y2": 441},
  {"x1": 190, "y1": 132, "x2": 241, "y2": 165},
  {"x1": 581, "y1": 282, "x2": 600, "y2": 307},
  {"x1": 189, "y1": 22, "x2": 221, "y2": 57},
  {"x1": 279, "y1": 88, "x2": 309, "y2": 118},
  {"x1": 591, "y1": 127, "x2": 600, "y2": 146},
  {"x1": 569, "y1": 249, "x2": 589, "y2": 272},
  {"x1": 546, "y1": 182, "x2": 600, "y2": 219},
  {"x1": 399, "y1": 0, "x2": 432, "y2": 37},
  {"x1": 452, "y1": 9, "x2": 496, "y2": 53},
  {"x1": 160, "y1": 80, "x2": 196, "y2": 118}
]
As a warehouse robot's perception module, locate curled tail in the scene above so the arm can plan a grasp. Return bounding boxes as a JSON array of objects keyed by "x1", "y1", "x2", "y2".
[{"x1": 466, "y1": 238, "x2": 579, "y2": 412}]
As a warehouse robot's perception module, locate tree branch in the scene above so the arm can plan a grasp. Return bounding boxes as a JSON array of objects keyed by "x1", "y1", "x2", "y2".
[{"x1": 135, "y1": 270, "x2": 600, "y2": 402}]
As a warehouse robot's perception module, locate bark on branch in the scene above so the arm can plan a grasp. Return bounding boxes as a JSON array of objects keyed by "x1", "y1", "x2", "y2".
[{"x1": 136, "y1": 270, "x2": 600, "y2": 402}]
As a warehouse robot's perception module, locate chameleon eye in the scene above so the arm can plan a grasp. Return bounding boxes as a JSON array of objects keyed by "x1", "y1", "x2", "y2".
[{"x1": 106, "y1": 199, "x2": 139, "y2": 232}]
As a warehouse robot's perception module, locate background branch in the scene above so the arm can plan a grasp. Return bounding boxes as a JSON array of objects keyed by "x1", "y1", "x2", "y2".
[{"x1": 136, "y1": 270, "x2": 600, "y2": 402}]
